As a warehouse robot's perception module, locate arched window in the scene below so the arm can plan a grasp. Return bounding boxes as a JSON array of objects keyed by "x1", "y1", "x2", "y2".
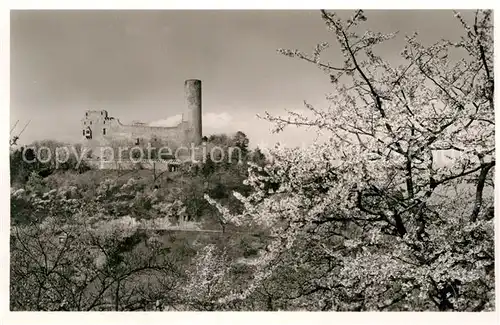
[{"x1": 103, "y1": 128, "x2": 106, "y2": 135}]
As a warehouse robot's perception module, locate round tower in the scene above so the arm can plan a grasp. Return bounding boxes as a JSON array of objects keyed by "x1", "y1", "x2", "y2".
[{"x1": 184, "y1": 79, "x2": 202, "y2": 145}]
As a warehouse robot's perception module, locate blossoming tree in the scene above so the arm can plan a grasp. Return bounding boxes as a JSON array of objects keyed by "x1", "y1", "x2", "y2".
[{"x1": 207, "y1": 9, "x2": 494, "y2": 311}]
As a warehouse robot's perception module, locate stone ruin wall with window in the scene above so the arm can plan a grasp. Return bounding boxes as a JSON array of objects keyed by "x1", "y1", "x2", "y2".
[{"x1": 80, "y1": 79, "x2": 203, "y2": 167}]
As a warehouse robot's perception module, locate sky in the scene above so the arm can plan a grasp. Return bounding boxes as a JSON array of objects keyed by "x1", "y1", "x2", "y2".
[{"x1": 10, "y1": 10, "x2": 475, "y2": 148}]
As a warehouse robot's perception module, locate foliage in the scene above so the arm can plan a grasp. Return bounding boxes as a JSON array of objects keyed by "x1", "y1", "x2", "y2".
[
  {"x1": 205, "y1": 10, "x2": 495, "y2": 311},
  {"x1": 10, "y1": 210, "x2": 181, "y2": 311},
  {"x1": 10, "y1": 132, "x2": 269, "y2": 310},
  {"x1": 10, "y1": 141, "x2": 90, "y2": 188}
]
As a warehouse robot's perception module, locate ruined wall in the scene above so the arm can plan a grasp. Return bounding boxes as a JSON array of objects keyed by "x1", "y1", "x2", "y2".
[
  {"x1": 81, "y1": 111, "x2": 192, "y2": 159},
  {"x1": 81, "y1": 79, "x2": 203, "y2": 160}
]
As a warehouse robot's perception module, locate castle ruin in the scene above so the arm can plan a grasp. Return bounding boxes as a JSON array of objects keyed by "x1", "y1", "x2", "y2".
[{"x1": 81, "y1": 79, "x2": 202, "y2": 161}]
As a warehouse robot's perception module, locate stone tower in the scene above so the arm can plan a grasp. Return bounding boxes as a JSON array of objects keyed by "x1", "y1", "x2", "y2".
[{"x1": 184, "y1": 79, "x2": 202, "y2": 145}]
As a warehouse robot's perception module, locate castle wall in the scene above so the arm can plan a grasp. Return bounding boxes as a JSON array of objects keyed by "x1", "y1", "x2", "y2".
[
  {"x1": 106, "y1": 119, "x2": 189, "y2": 146},
  {"x1": 81, "y1": 79, "x2": 203, "y2": 161}
]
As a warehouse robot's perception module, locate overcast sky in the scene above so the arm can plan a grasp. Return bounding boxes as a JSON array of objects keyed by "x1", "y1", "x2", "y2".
[{"x1": 10, "y1": 10, "x2": 475, "y2": 148}]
